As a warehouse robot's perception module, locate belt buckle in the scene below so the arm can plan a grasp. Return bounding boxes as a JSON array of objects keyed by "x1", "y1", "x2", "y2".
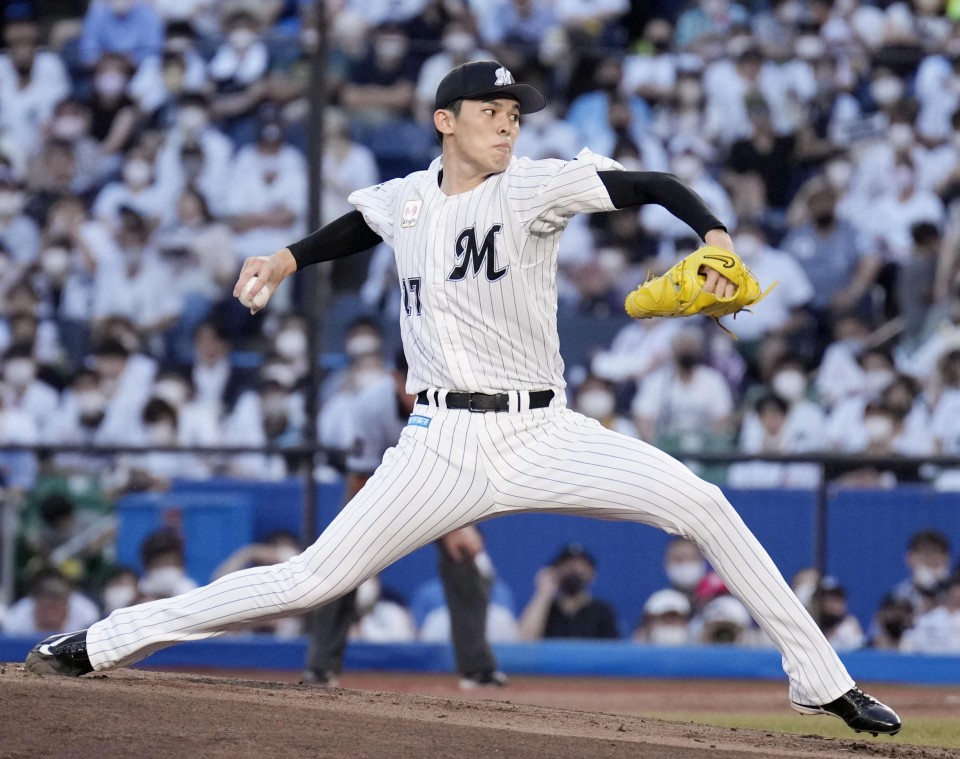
[{"x1": 467, "y1": 394, "x2": 488, "y2": 413}]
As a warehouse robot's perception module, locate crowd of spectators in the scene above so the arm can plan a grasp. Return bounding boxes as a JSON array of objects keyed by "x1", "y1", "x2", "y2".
[{"x1": 2, "y1": 0, "x2": 960, "y2": 653}]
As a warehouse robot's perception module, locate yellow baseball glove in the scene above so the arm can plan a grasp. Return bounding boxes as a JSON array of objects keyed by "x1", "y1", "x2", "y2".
[{"x1": 624, "y1": 246, "x2": 777, "y2": 337}]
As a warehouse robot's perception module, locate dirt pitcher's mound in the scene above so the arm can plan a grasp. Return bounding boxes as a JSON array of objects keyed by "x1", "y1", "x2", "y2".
[{"x1": 0, "y1": 666, "x2": 945, "y2": 759}]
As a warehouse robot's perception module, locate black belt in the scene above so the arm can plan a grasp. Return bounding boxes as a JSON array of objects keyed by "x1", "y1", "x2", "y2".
[{"x1": 416, "y1": 389, "x2": 555, "y2": 413}]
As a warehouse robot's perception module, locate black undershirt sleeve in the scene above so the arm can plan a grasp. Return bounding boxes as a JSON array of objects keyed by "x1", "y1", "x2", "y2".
[
  {"x1": 598, "y1": 170, "x2": 726, "y2": 240},
  {"x1": 287, "y1": 210, "x2": 383, "y2": 270}
]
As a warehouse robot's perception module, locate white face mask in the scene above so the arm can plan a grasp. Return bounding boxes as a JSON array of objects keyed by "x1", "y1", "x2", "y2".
[
  {"x1": 51, "y1": 114, "x2": 87, "y2": 140},
  {"x1": 825, "y1": 160, "x2": 852, "y2": 190},
  {"x1": 648, "y1": 623, "x2": 690, "y2": 646},
  {"x1": 261, "y1": 393, "x2": 289, "y2": 418},
  {"x1": 795, "y1": 35, "x2": 825, "y2": 60},
  {"x1": 123, "y1": 159, "x2": 152, "y2": 186},
  {"x1": 0, "y1": 190, "x2": 25, "y2": 217},
  {"x1": 375, "y1": 35, "x2": 406, "y2": 62},
  {"x1": 772, "y1": 369, "x2": 807, "y2": 403},
  {"x1": 666, "y1": 560, "x2": 706, "y2": 590},
  {"x1": 140, "y1": 565, "x2": 187, "y2": 597},
  {"x1": 275, "y1": 329, "x2": 307, "y2": 360},
  {"x1": 5, "y1": 359, "x2": 36, "y2": 389},
  {"x1": 147, "y1": 420, "x2": 177, "y2": 446},
  {"x1": 443, "y1": 32, "x2": 474, "y2": 55},
  {"x1": 103, "y1": 584, "x2": 138, "y2": 613},
  {"x1": 345, "y1": 333, "x2": 382, "y2": 358},
  {"x1": 95, "y1": 70, "x2": 128, "y2": 98},
  {"x1": 41, "y1": 247, "x2": 72, "y2": 278},
  {"x1": 863, "y1": 415, "x2": 894, "y2": 443},
  {"x1": 75, "y1": 390, "x2": 105, "y2": 415},
  {"x1": 912, "y1": 564, "x2": 947, "y2": 591},
  {"x1": 177, "y1": 106, "x2": 208, "y2": 135},
  {"x1": 672, "y1": 155, "x2": 702, "y2": 183},
  {"x1": 676, "y1": 80, "x2": 702, "y2": 106},
  {"x1": 577, "y1": 389, "x2": 616, "y2": 420},
  {"x1": 733, "y1": 234, "x2": 764, "y2": 261},
  {"x1": 229, "y1": 28, "x2": 258, "y2": 51},
  {"x1": 888, "y1": 124, "x2": 914, "y2": 151},
  {"x1": 261, "y1": 362, "x2": 297, "y2": 388},
  {"x1": 870, "y1": 77, "x2": 904, "y2": 105}
]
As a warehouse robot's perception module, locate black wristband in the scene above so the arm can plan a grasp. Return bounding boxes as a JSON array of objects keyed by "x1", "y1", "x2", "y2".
[
  {"x1": 598, "y1": 170, "x2": 726, "y2": 241},
  {"x1": 288, "y1": 210, "x2": 383, "y2": 269}
]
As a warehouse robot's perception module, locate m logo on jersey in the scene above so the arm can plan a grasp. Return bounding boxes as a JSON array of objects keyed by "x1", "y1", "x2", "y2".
[
  {"x1": 448, "y1": 224, "x2": 508, "y2": 282},
  {"x1": 495, "y1": 67, "x2": 514, "y2": 86}
]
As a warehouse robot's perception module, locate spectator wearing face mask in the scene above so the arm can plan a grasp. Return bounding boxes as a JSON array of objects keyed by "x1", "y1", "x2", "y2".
[
  {"x1": 899, "y1": 571, "x2": 960, "y2": 654},
  {"x1": 571, "y1": 374, "x2": 637, "y2": 437},
  {"x1": 155, "y1": 92, "x2": 234, "y2": 217},
  {"x1": 727, "y1": 392, "x2": 822, "y2": 489},
  {"x1": 716, "y1": 220, "x2": 814, "y2": 347},
  {"x1": 633, "y1": 588, "x2": 692, "y2": 646},
  {"x1": 114, "y1": 396, "x2": 210, "y2": 487},
  {"x1": 414, "y1": 22, "x2": 493, "y2": 124},
  {"x1": 0, "y1": 382, "x2": 39, "y2": 490},
  {"x1": 887, "y1": 530, "x2": 952, "y2": 617},
  {"x1": 632, "y1": 327, "x2": 734, "y2": 451},
  {"x1": 190, "y1": 319, "x2": 252, "y2": 409},
  {"x1": 136, "y1": 528, "x2": 198, "y2": 601},
  {"x1": 868, "y1": 593, "x2": 914, "y2": 650},
  {"x1": 812, "y1": 579, "x2": 865, "y2": 652},
  {"x1": 518, "y1": 544, "x2": 619, "y2": 640},
  {"x1": 224, "y1": 372, "x2": 304, "y2": 480},
  {"x1": 151, "y1": 368, "x2": 220, "y2": 448},
  {"x1": 641, "y1": 145, "x2": 736, "y2": 260},
  {"x1": 823, "y1": 347, "x2": 899, "y2": 447},
  {"x1": 780, "y1": 186, "x2": 881, "y2": 336},
  {"x1": 83, "y1": 53, "x2": 141, "y2": 160},
  {"x1": 698, "y1": 594, "x2": 756, "y2": 646},
  {"x1": 341, "y1": 24, "x2": 419, "y2": 126},
  {"x1": 93, "y1": 144, "x2": 171, "y2": 230},
  {"x1": 129, "y1": 21, "x2": 208, "y2": 123},
  {"x1": 225, "y1": 112, "x2": 307, "y2": 283},
  {"x1": 3, "y1": 567, "x2": 100, "y2": 636},
  {"x1": 85, "y1": 337, "x2": 159, "y2": 446},
  {"x1": 1, "y1": 342, "x2": 59, "y2": 439},
  {"x1": 208, "y1": 9, "x2": 269, "y2": 129},
  {"x1": 0, "y1": 12, "x2": 71, "y2": 160},
  {"x1": 40, "y1": 99, "x2": 102, "y2": 192},
  {"x1": 0, "y1": 165, "x2": 40, "y2": 270},
  {"x1": 99, "y1": 566, "x2": 141, "y2": 617},
  {"x1": 652, "y1": 537, "x2": 708, "y2": 611},
  {"x1": 79, "y1": 0, "x2": 164, "y2": 67},
  {"x1": 870, "y1": 154, "x2": 945, "y2": 268}
]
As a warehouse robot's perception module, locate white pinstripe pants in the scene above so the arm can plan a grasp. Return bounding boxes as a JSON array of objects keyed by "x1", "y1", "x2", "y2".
[{"x1": 88, "y1": 396, "x2": 854, "y2": 705}]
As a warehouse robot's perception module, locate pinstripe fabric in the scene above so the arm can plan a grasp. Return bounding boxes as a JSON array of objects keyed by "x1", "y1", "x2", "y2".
[
  {"x1": 86, "y1": 148, "x2": 855, "y2": 707},
  {"x1": 87, "y1": 401, "x2": 854, "y2": 704}
]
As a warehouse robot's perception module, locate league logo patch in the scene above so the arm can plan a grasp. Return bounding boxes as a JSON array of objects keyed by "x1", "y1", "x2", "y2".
[
  {"x1": 401, "y1": 199, "x2": 422, "y2": 228},
  {"x1": 408, "y1": 414, "x2": 431, "y2": 428}
]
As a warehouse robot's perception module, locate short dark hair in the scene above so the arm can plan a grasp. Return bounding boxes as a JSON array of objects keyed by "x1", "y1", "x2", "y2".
[
  {"x1": 435, "y1": 98, "x2": 463, "y2": 145},
  {"x1": 908, "y1": 530, "x2": 950, "y2": 554},
  {"x1": 141, "y1": 528, "x2": 185, "y2": 567}
]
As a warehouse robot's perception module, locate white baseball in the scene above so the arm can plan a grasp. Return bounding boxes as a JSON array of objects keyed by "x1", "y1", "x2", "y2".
[{"x1": 239, "y1": 276, "x2": 272, "y2": 309}]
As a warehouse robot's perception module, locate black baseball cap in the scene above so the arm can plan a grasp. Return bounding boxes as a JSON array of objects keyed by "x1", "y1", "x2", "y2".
[{"x1": 435, "y1": 61, "x2": 546, "y2": 114}]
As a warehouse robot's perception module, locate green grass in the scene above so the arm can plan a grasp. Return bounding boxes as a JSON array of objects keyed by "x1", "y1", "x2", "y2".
[{"x1": 643, "y1": 711, "x2": 960, "y2": 749}]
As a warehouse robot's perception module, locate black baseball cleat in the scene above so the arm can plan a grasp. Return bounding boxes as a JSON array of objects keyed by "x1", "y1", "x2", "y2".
[
  {"x1": 24, "y1": 630, "x2": 93, "y2": 677},
  {"x1": 792, "y1": 687, "x2": 901, "y2": 736},
  {"x1": 459, "y1": 669, "x2": 509, "y2": 690}
]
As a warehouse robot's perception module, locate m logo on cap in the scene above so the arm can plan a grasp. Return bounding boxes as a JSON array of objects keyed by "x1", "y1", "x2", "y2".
[{"x1": 495, "y1": 67, "x2": 514, "y2": 86}]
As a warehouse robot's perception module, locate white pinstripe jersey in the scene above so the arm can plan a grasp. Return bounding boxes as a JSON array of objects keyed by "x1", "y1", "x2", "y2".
[{"x1": 349, "y1": 148, "x2": 621, "y2": 395}]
